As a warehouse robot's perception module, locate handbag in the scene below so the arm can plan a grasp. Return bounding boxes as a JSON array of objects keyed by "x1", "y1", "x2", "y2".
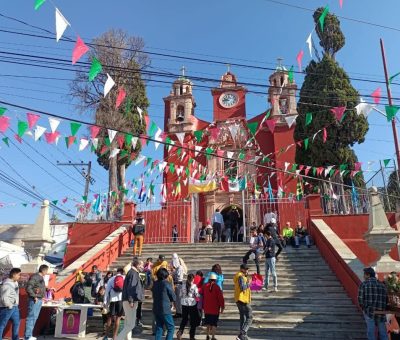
[{"x1": 250, "y1": 273, "x2": 263, "y2": 291}]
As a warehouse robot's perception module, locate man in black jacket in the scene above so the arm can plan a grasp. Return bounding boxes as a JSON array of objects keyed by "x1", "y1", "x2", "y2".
[
  {"x1": 262, "y1": 231, "x2": 278, "y2": 292},
  {"x1": 117, "y1": 259, "x2": 144, "y2": 340},
  {"x1": 25, "y1": 264, "x2": 49, "y2": 340}
]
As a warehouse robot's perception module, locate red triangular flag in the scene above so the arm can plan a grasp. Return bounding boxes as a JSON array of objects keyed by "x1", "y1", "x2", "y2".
[
  {"x1": 266, "y1": 120, "x2": 276, "y2": 133},
  {"x1": 27, "y1": 112, "x2": 40, "y2": 129},
  {"x1": 67, "y1": 136, "x2": 76, "y2": 148},
  {"x1": 209, "y1": 127, "x2": 220, "y2": 140},
  {"x1": 72, "y1": 36, "x2": 89, "y2": 64},
  {"x1": 217, "y1": 149, "x2": 224, "y2": 157},
  {"x1": 304, "y1": 166, "x2": 311, "y2": 176},
  {"x1": 371, "y1": 87, "x2": 381, "y2": 104},
  {"x1": 44, "y1": 131, "x2": 60, "y2": 144},
  {"x1": 0, "y1": 116, "x2": 10, "y2": 133},
  {"x1": 90, "y1": 125, "x2": 101, "y2": 139},
  {"x1": 317, "y1": 167, "x2": 324, "y2": 176},
  {"x1": 330, "y1": 106, "x2": 346, "y2": 121},
  {"x1": 323, "y1": 128, "x2": 327, "y2": 143},
  {"x1": 116, "y1": 135, "x2": 124, "y2": 149},
  {"x1": 14, "y1": 134, "x2": 22, "y2": 143},
  {"x1": 296, "y1": 50, "x2": 304, "y2": 72},
  {"x1": 116, "y1": 87, "x2": 126, "y2": 109}
]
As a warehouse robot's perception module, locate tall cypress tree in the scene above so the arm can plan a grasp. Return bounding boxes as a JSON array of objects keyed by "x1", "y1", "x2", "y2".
[{"x1": 294, "y1": 8, "x2": 368, "y2": 194}]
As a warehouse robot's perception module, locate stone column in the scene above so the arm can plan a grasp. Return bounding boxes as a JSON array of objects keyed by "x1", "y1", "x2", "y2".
[
  {"x1": 364, "y1": 187, "x2": 400, "y2": 273},
  {"x1": 21, "y1": 200, "x2": 54, "y2": 273}
]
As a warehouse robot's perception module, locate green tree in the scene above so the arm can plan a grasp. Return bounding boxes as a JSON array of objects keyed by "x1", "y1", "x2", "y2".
[
  {"x1": 294, "y1": 8, "x2": 369, "y2": 205},
  {"x1": 386, "y1": 170, "x2": 400, "y2": 211},
  {"x1": 70, "y1": 29, "x2": 150, "y2": 218}
]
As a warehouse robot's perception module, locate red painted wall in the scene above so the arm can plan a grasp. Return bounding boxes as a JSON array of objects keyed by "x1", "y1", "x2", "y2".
[{"x1": 212, "y1": 88, "x2": 247, "y2": 121}]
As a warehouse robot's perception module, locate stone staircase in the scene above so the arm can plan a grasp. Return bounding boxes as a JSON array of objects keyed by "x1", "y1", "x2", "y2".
[{"x1": 88, "y1": 243, "x2": 366, "y2": 339}]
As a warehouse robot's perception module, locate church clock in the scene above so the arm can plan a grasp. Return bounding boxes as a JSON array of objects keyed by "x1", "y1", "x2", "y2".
[{"x1": 219, "y1": 92, "x2": 239, "y2": 108}]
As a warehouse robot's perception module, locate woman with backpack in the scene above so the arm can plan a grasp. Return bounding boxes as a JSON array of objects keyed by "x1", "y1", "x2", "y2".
[
  {"x1": 177, "y1": 273, "x2": 200, "y2": 340},
  {"x1": 132, "y1": 211, "x2": 145, "y2": 256},
  {"x1": 170, "y1": 253, "x2": 187, "y2": 318},
  {"x1": 70, "y1": 271, "x2": 86, "y2": 303}
]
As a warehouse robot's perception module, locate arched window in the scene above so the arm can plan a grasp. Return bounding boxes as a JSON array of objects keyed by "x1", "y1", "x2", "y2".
[{"x1": 176, "y1": 105, "x2": 185, "y2": 122}]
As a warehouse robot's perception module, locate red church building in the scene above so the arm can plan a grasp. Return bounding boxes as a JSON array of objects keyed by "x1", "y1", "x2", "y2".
[{"x1": 162, "y1": 62, "x2": 299, "y2": 228}]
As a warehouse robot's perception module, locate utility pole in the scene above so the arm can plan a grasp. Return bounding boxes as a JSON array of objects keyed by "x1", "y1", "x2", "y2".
[
  {"x1": 380, "y1": 39, "x2": 400, "y2": 168},
  {"x1": 57, "y1": 161, "x2": 94, "y2": 199}
]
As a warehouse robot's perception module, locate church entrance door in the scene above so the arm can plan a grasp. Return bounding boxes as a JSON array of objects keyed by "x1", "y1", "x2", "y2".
[{"x1": 221, "y1": 205, "x2": 243, "y2": 242}]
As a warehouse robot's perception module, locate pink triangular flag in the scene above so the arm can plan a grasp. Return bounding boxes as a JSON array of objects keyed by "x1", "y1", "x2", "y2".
[
  {"x1": 209, "y1": 127, "x2": 220, "y2": 140},
  {"x1": 14, "y1": 134, "x2": 22, "y2": 143},
  {"x1": 371, "y1": 87, "x2": 381, "y2": 104},
  {"x1": 323, "y1": 128, "x2": 327, "y2": 143},
  {"x1": 116, "y1": 135, "x2": 124, "y2": 149},
  {"x1": 116, "y1": 87, "x2": 126, "y2": 109},
  {"x1": 266, "y1": 120, "x2": 276, "y2": 133},
  {"x1": 296, "y1": 50, "x2": 304, "y2": 72},
  {"x1": 330, "y1": 106, "x2": 346, "y2": 121},
  {"x1": 27, "y1": 112, "x2": 40, "y2": 129},
  {"x1": 217, "y1": 150, "x2": 224, "y2": 157},
  {"x1": 72, "y1": 36, "x2": 89, "y2": 64},
  {"x1": 354, "y1": 162, "x2": 362, "y2": 171},
  {"x1": 62, "y1": 197, "x2": 68, "y2": 204},
  {"x1": 44, "y1": 131, "x2": 60, "y2": 144},
  {"x1": 90, "y1": 125, "x2": 100, "y2": 139},
  {"x1": 0, "y1": 116, "x2": 10, "y2": 133}
]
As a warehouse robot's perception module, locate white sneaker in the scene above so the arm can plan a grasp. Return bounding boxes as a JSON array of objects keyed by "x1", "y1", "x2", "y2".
[
  {"x1": 274, "y1": 287, "x2": 278, "y2": 292},
  {"x1": 28, "y1": 337, "x2": 37, "y2": 340},
  {"x1": 261, "y1": 287, "x2": 267, "y2": 291}
]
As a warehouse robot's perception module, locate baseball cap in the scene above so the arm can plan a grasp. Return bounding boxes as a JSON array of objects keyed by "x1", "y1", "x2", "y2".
[{"x1": 209, "y1": 273, "x2": 218, "y2": 280}]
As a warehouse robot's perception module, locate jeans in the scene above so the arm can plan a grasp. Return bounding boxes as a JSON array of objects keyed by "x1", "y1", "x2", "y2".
[
  {"x1": 117, "y1": 301, "x2": 138, "y2": 340},
  {"x1": 295, "y1": 235, "x2": 311, "y2": 247},
  {"x1": 174, "y1": 284, "x2": 183, "y2": 314},
  {"x1": 155, "y1": 313, "x2": 175, "y2": 340},
  {"x1": 225, "y1": 228, "x2": 232, "y2": 242},
  {"x1": 212, "y1": 223, "x2": 222, "y2": 242},
  {"x1": 264, "y1": 257, "x2": 277, "y2": 288},
  {"x1": 363, "y1": 313, "x2": 388, "y2": 340},
  {"x1": 25, "y1": 298, "x2": 43, "y2": 339},
  {"x1": 236, "y1": 301, "x2": 253, "y2": 336},
  {"x1": 0, "y1": 306, "x2": 20, "y2": 340},
  {"x1": 243, "y1": 250, "x2": 260, "y2": 274},
  {"x1": 179, "y1": 305, "x2": 199, "y2": 338}
]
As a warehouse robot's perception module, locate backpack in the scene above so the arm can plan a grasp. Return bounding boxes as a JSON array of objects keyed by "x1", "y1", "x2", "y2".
[{"x1": 113, "y1": 275, "x2": 124, "y2": 292}]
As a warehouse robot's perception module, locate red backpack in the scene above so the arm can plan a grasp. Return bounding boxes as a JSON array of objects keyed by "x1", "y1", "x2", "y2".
[{"x1": 113, "y1": 275, "x2": 124, "y2": 292}]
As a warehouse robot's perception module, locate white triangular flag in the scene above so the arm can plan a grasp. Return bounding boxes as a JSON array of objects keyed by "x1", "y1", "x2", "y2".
[
  {"x1": 228, "y1": 125, "x2": 239, "y2": 140},
  {"x1": 306, "y1": 32, "x2": 313, "y2": 57},
  {"x1": 180, "y1": 151, "x2": 187, "y2": 161},
  {"x1": 134, "y1": 154, "x2": 146, "y2": 165},
  {"x1": 177, "y1": 166, "x2": 183, "y2": 176},
  {"x1": 227, "y1": 151, "x2": 234, "y2": 159},
  {"x1": 48, "y1": 117, "x2": 60, "y2": 132},
  {"x1": 194, "y1": 145, "x2": 202, "y2": 157},
  {"x1": 79, "y1": 138, "x2": 89, "y2": 151},
  {"x1": 183, "y1": 178, "x2": 188, "y2": 186},
  {"x1": 137, "y1": 107, "x2": 143, "y2": 122},
  {"x1": 158, "y1": 161, "x2": 167, "y2": 173},
  {"x1": 109, "y1": 148, "x2": 120, "y2": 159},
  {"x1": 91, "y1": 138, "x2": 98, "y2": 150},
  {"x1": 104, "y1": 73, "x2": 115, "y2": 97},
  {"x1": 284, "y1": 162, "x2": 290, "y2": 172},
  {"x1": 131, "y1": 137, "x2": 138, "y2": 149},
  {"x1": 176, "y1": 132, "x2": 185, "y2": 145},
  {"x1": 355, "y1": 98, "x2": 375, "y2": 118},
  {"x1": 284, "y1": 115, "x2": 297, "y2": 129},
  {"x1": 108, "y1": 129, "x2": 117, "y2": 143},
  {"x1": 34, "y1": 125, "x2": 46, "y2": 141},
  {"x1": 312, "y1": 130, "x2": 320, "y2": 142},
  {"x1": 55, "y1": 8, "x2": 70, "y2": 42},
  {"x1": 154, "y1": 128, "x2": 162, "y2": 150},
  {"x1": 324, "y1": 166, "x2": 334, "y2": 177},
  {"x1": 25, "y1": 131, "x2": 33, "y2": 138}
]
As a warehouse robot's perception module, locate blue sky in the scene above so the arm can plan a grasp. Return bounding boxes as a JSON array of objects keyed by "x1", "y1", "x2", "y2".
[{"x1": 0, "y1": 0, "x2": 400, "y2": 223}]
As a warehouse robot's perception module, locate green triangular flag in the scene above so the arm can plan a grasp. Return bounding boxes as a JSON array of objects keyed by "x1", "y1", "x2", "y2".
[
  {"x1": 125, "y1": 133, "x2": 133, "y2": 146},
  {"x1": 22, "y1": 203, "x2": 28, "y2": 207},
  {"x1": 0, "y1": 107, "x2": 6, "y2": 116},
  {"x1": 238, "y1": 152, "x2": 245, "y2": 160},
  {"x1": 329, "y1": 168, "x2": 335, "y2": 177},
  {"x1": 123, "y1": 189, "x2": 129, "y2": 195},
  {"x1": 383, "y1": 159, "x2": 391, "y2": 167},
  {"x1": 88, "y1": 57, "x2": 102, "y2": 81},
  {"x1": 188, "y1": 158, "x2": 194, "y2": 165},
  {"x1": 312, "y1": 167, "x2": 317, "y2": 176},
  {"x1": 291, "y1": 164, "x2": 298, "y2": 171},
  {"x1": 82, "y1": 195, "x2": 88, "y2": 202},
  {"x1": 2, "y1": 137, "x2": 9, "y2": 147},
  {"x1": 149, "y1": 121, "x2": 158, "y2": 136},
  {"x1": 265, "y1": 110, "x2": 271, "y2": 120},
  {"x1": 385, "y1": 105, "x2": 400, "y2": 122},
  {"x1": 185, "y1": 167, "x2": 190, "y2": 176},
  {"x1": 52, "y1": 200, "x2": 58, "y2": 206},
  {"x1": 194, "y1": 130, "x2": 203, "y2": 142},
  {"x1": 247, "y1": 122, "x2": 258, "y2": 135},
  {"x1": 17, "y1": 120, "x2": 28, "y2": 138},
  {"x1": 34, "y1": 0, "x2": 46, "y2": 10},
  {"x1": 105, "y1": 137, "x2": 111, "y2": 147},
  {"x1": 205, "y1": 147, "x2": 213, "y2": 159},
  {"x1": 288, "y1": 66, "x2": 294, "y2": 84},
  {"x1": 169, "y1": 163, "x2": 175, "y2": 174},
  {"x1": 304, "y1": 138, "x2": 309, "y2": 150},
  {"x1": 119, "y1": 150, "x2": 128, "y2": 159},
  {"x1": 177, "y1": 148, "x2": 182, "y2": 157},
  {"x1": 305, "y1": 112, "x2": 312, "y2": 126},
  {"x1": 70, "y1": 122, "x2": 81, "y2": 136},
  {"x1": 389, "y1": 71, "x2": 400, "y2": 85},
  {"x1": 319, "y1": 5, "x2": 329, "y2": 31}
]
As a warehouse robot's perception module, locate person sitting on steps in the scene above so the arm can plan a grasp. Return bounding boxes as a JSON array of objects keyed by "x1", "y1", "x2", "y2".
[{"x1": 294, "y1": 221, "x2": 311, "y2": 248}]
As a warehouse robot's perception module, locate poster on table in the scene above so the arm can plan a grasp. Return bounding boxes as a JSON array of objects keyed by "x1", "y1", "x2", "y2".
[{"x1": 61, "y1": 309, "x2": 81, "y2": 335}]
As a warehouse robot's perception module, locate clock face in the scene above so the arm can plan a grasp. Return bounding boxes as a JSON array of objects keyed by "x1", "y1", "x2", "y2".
[{"x1": 219, "y1": 92, "x2": 239, "y2": 108}]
